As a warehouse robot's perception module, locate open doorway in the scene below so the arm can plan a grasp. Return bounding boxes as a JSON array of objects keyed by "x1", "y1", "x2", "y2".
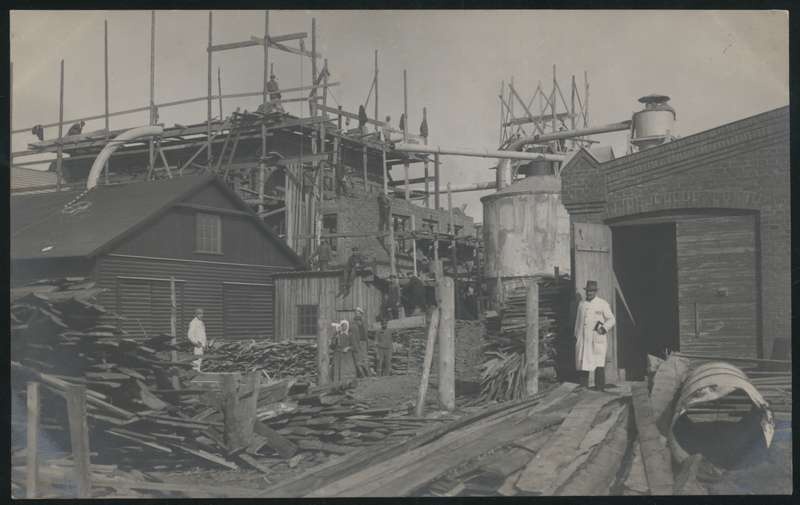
[{"x1": 612, "y1": 223, "x2": 679, "y2": 380}]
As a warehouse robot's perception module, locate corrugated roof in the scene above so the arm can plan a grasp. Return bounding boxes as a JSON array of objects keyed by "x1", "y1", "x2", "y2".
[{"x1": 11, "y1": 174, "x2": 303, "y2": 266}]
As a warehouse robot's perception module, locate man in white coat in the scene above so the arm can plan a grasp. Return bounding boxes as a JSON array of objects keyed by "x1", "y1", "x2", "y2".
[
  {"x1": 188, "y1": 308, "x2": 207, "y2": 371},
  {"x1": 574, "y1": 280, "x2": 616, "y2": 390}
]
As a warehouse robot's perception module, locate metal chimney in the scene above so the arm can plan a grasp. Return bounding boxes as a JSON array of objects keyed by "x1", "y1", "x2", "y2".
[{"x1": 631, "y1": 94, "x2": 676, "y2": 151}]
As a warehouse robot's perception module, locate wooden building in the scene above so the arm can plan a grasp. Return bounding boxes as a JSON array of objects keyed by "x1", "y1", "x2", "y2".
[
  {"x1": 11, "y1": 174, "x2": 303, "y2": 340},
  {"x1": 274, "y1": 270, "x2": 383, "y2": 341},
  {"x1": 560, "y1": 106, "x2": 790, "y2": 380}
]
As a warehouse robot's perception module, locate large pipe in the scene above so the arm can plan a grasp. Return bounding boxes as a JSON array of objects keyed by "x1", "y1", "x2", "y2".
[
  {"x1": 87, "y1": 125, "x2": 164, "y2": 190},
  {"x1": 495, "y1": 120, "x2": 632, "y2": 189},
  {"x1": 393, "y1": 143, "x2": 565, "y2": 162},
  {"x1": 394, "y1": 180, "x2": 497, "y2": 194}
]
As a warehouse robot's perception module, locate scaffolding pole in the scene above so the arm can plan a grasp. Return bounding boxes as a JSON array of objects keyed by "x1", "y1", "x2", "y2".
[
  {"x1": 258, "y1": 10, "x2": 269, "y2": 214},
  {"x1": 149, "y1": 10, "x2": 156, "y2": 178},
  {"x1": 374, "y1": 50, "x2": 379, "y2": 133},
  {"x1": 104, "y1": 20, "x2": 110, "y2": 184},
  {"x1": 206, "y1": 11, "x2": 213, "y2": 167},
  {"x1": 56, "y1": 60, "x2": 64, "y2": 191}
]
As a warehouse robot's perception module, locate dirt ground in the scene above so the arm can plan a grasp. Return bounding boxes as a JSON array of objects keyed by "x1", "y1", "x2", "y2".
[{"x1": 350, "y1": 373, "x2": 433, "y2": 410}]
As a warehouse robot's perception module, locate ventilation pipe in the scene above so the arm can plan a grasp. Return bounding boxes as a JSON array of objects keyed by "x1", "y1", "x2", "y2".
[
  {"x1": 495, "y1": 120, "x2": 632, "y2": 189},
  {"x1": 86, "y1": 125, "x2": 164, "y2": 190}
]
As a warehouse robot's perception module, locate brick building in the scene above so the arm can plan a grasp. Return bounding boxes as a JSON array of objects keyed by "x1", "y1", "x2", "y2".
[{"x1": 560, "y1": 106, "x2": 789, "y2": 379}]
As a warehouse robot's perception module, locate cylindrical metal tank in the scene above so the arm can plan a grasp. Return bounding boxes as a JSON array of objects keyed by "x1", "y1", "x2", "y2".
[
  {"x1": 481, "y1": 175, "x2": 571, "y2": 307},
  {"x1": 631, "y1": 94, "x2": 676, "y2": 150}
]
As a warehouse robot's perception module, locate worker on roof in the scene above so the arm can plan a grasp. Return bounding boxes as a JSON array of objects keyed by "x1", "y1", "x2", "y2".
[
  {"x1": 358, "y1": 105, "x2": 368, "y2": 134},
  {"x1": 574, "y1": 280, "x2": 616, "y2": 390},
  {"x1": 267, "y1": 73, "x2": 284, "y2": 112},
  {"x1": 382, "y1": 116, "x2": 392, "y2": 142},
  {"x1": 339, "y1": 246, "x2": 365, "y2": 297},
  {"x1": 67, "y1": 120, "x2": 86, "y2": 136},
  {"x1": 419, "y1": 112, "x2": 429, "y2": 139},
  {"x1": 375, "y1": 317, "x2": 394, "y2": 376},
  {"x1": 311, "y1": 240, "x2": 332, "y2": 271},
  {"x1": 188, "y1": 308, "x2": 207, "y2": 371},
  {"x1": 377, "y1": 191, "x2": 391, "y2": 234},
  {"x1": 31, "y1": 124, "x2": 44, "y2": 141},
  {"x1": 399, "y1": 113, "x2": 406, "y2": 133}
]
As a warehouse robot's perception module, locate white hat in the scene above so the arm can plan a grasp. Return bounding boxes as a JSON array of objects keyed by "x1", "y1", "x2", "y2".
[{"x1": 355, "y1": 307, "x2": 364, "y2": 313}]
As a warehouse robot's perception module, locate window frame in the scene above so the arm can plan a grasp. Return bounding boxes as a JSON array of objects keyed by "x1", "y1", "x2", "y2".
[
  {"x1": 297, "y1": 304, "x2": 320, "y2": 337},
  {"x1": 195, "y1": 212, "x2": 223, "y2": 254},
  {"x1": 322, "y1": 213, "x2": 339, "y2": 252}
]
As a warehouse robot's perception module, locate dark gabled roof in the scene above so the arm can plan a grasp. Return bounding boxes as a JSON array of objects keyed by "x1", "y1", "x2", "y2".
[{"x1": 11, "y1": 174, "x2": 303, "y2": 267}]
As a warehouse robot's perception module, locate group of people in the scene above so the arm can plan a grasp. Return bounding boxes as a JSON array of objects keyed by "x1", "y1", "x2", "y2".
[{"x1": 330, "y1": 307, "x2": 394, "y2": 379}]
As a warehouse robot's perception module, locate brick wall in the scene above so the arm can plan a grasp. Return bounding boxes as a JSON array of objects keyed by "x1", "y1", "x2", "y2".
[{"x1": 561, "y1": 106, "x2": 790, "y2": 358}]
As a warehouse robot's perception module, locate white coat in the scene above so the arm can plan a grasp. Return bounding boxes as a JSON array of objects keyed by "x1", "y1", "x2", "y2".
[
  {"x1": 574, "y1": 296, "x2": 616, "y2": 372},
  {"x1": 188, "y1": 317, "x2": 207, "y2": 355}
]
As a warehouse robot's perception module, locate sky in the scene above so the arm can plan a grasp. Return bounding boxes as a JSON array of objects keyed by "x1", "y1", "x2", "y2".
[{"x1": 10, "y1": 10, "x2": 789, "y2": 221}]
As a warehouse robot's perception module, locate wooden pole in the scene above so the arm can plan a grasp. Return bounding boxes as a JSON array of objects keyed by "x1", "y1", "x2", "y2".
[
  {"x1": 525, "y1": 282, "x2": 540, "y2": 395},
  {"x1": 259, "y1": 11, "x2": 269, "y2": 214},
  {"x1": 434, "y1": 153, "x2": 440, "y2": 209},
  {"x1": 570, "y1": 75, "x2": 576, "y2": 150},
  {"x1": 170, "y1": 277, "x2": 179, "y2": 389},
  {"x1": 437, "y1": 277, "x2": 455, "y2": 411},
  {"x1": 381, "y1": 140, "x2": 388, "y2": 195},
  {"x1": 374, "y1": 50, "x2": 379, "y2": 133},
  {"x1": 56, "y1": 60, "x2": 64, "y2": 191},
  {"x1": 217, "y1": 67, "x2": 223, "y2": 119},
  {"x1": 25, "y1": 382, "x2": 40, "y2": 499},
  {"x1": 411, "y1": 215, "x2": 418, "y2": 276},
  {"x1": 415, "y1": 308, "x2": 440, "y2": 417},
  {"x1": 65, "y1": 384, "x2": 91, "y2": 498},
  {"x1": 423, "y1": 107, "x2": 429, "y2": 208},
  {"x1": 149, "y1": 11, "x2": 156, "y2": 176},
  {"x1": 403, "y1": 69, "x2": 410, "y2": 200},
  {"x1": 448, "y1": 183, "x2": 455, "y2": 273},
  {"x1": 552, "y1": 64, "x2": 557, "y2": 133},
  {"x1": 103, "y1": 21, "x2": 110, "y2": 185},
  {"x1": 362, "y1": 146, "x2": 368, "y2": 191},
  {"x1": 584, "y1": 70, "x2": 589, "y2": 128},
  {"x1": 310, "y1": 19, "x2": 320, "y2": 258},
  {"x1": 317, "y1": 313, "x2": 330, "y2": 386},
  {"x1": 207, "y1": 11, "x2": 213, "y2": 166}
]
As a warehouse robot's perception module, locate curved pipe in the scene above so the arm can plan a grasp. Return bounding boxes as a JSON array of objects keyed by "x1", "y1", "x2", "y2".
[
  {"x1": 86, "y1": 125, "x2": 164, "y2": 190},
  {"x1": 495, "y1": 120, "x2": 632, "y2": 189}
]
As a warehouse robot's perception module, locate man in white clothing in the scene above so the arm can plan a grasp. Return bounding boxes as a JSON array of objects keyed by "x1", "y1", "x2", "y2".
[
  {"x1": 574, "y1": 280, "x2": 616, "y2": 390},
  {"x1": 188, "y1": 308, "x2": 207, "y2": 371}
]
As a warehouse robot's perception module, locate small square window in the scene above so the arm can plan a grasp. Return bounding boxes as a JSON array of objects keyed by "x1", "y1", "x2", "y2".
[
  {"x1": 196, "y1": 213, "x2": 222, "y2": 254},
  {"x1": 297, "y1": 305, "x2": 319, "y2": 336}
]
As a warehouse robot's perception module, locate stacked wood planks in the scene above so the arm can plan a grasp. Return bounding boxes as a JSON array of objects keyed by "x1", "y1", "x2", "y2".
[
  {"x1": 479, "y1": 278, "x2": 570, "y2": 401},
  {"x1": 190, "y1": 340, "x2": 319, "y2": 379}
]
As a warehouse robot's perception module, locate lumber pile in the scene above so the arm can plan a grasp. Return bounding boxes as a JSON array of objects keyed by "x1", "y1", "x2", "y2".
[
  {"x1": 192, "y1": 339, "x2": 319, "y2": 380},
  {"x1": 479, "y1": 279, "x2": 570, "y2": 401}
]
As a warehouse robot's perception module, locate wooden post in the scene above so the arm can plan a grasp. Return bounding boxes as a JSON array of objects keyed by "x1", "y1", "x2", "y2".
[
  {"x1": 169, "y1": 277, "x2": 179, "y2": 389},
  {"x1": 525, "y1": 282, "x2": 540, "y2": 395},
  {"x1": 337, "y1": 104, "x2": 343, "y2": 130},
  {"x1": 437, "y1": 277, "x2": 455, "y2": 411},
  {"x1": 403, "y1": 69, "x2": 409, "y2": 200},
  {"x1": 448, "y1": 183, "x2": 455, "y2": 274},
  {"x1": 552, "y1": 64, "x2": 557, "y2": 134},
  {"x1": 423, "y1": 107, "x2": 429, "y2": 208},
  {"x1": 26, "y1": 382, "x2": 40, "y2": 499},
  {"x1": 415, "y1": 308, "x2": 440, "y2": 417},
  {"x1": 217, "y1": 67, "x2": 223, "y2": 119},
  {"x1": 434, "y1": 153, "x2": 440, "y2": 209},
  {"x1": 570, "y1": 74, "x2": 576, "y2": 149},
  {"x1": 411, "y1": 215, "x2": 418, "y2": 276},
  {"x1": 317, "y1": 313, "x2": 330, "y2": 386},
  {"x1": 374, "y1": 50, "x2": 379, "y2": 133},
  {"x1": 381, "y1": 140, "x2": 388, "y2": 195},
  {"x1": 65, "y1": 384, "x2": 91, "y2": 498},
  {"x1": 584, "y1": 70, "x2": 589, "y2": 128},
  {"x1": 148, "y1": 11, "x2": 156, "y2": 176},
  {"x1": 103, "y1": 20, "x2": 110, "y2": 185},
  {"x1": 56, "y1": 60, "x2": 64, "y2": 191},
  {"x1": 362, "y1": 146, "x2": 368, "y2": 191},
  {"x1": 206, "y1": 11, "x2": 213, "y2": 166},
  {"x1": 221, "y1": 372, "x2": 260, "y2": 452}
]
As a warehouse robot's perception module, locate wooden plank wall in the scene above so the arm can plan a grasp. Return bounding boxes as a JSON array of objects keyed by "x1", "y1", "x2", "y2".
[
  {"x1": 274, "y1": 274, "x2": 383, "y2": 341},
  {"x1": 676, "y1": 214, "x2": 757, "y2": 358}
]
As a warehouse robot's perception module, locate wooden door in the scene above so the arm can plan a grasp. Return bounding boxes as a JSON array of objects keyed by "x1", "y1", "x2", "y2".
[{"x1": 572, "y1": 222, "x2": 621, "y2": 381}]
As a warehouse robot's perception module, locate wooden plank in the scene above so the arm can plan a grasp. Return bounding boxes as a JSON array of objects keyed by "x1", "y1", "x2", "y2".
[
  {"x1": 525, "y1": 283, "x2": 539, "y2": 395},
  {"x1": 253, "y1": 421, "x2": 298, "y2": 459},
  {"x1": 64, "y1": 384, "x2": 91, "y2": 498},
  {"x1": 514, "y1": 390, "x2": 619, "y2": 493},
  {"x1": 415, "y1": 308, "x2": 440, "y2": 417},
  {"x1": 631, "y1": 382, "x2": 673, "y2": 495},
  {"x1": 26, "y1": 382, "x2": 40, "y2": 498}
]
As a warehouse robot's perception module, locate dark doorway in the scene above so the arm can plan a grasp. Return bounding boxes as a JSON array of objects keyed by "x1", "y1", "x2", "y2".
[{"x1": 612, "y1": 223, "x2": 679, "y2": 380}]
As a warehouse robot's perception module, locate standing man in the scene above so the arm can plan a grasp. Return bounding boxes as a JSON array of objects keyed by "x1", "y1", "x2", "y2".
[
  {"x1": 385, "y1": 274, "x2": 401, "y2": 321},
  {"x1": 358, "y1": 105, "x2": 368, "y2": 134},
  {"x1": 267, "y1": 73, "x2": 284, "y2": 112},
  {"x1": 574, "y1": 280, "x2": 616, "y2": 390},
  {"x1": 187, "y1": 308, "x2": 207, "y2": 371},
  {"x1": 377, "y1": 191, "x2": 391, "y2": 252},
  {"x1": 376, "y1": 318, "x2": 394, "y2": 376},
  {"x1": 352, "y1": 307, "x2": 370, "y2": 377},
  {"x1": 310, "y1": 240, "x2": 332, "y2": 271}
]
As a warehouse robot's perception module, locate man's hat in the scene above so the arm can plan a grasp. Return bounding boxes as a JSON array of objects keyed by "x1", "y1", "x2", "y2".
[
  {"x1": 584, "y1": 280, "x2": 598, "y2": 291},
  {"x1": 355, "y1": 307, "x2": 364, "y2": 314}
]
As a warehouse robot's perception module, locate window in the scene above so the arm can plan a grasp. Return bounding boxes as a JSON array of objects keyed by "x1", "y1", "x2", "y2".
[
  {"x1": 195, "y1": 213, "x2": 222, "y2": 253},
  {"x1": 322, "y1": 214, "x2": 338, "y2": 251},
  {"x1": 422, "y1": 218, "x2": 438, "y2": 234},
  {"x1": 297, "y1": 305, "x2": 319, "y2": 336}
]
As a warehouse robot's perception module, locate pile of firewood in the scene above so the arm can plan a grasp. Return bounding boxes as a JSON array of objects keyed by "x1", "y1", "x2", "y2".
[
  {"x1": 479, "y1": 278, "x2": 570, "y2": 401},
  {"x1": 193, "y1": 340, "x2": 319, "y2": 380}
]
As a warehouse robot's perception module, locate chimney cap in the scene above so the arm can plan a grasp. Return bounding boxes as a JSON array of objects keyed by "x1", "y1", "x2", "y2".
[{"x1": 638, "y1": 94, "x2": 671, "y2": 104}]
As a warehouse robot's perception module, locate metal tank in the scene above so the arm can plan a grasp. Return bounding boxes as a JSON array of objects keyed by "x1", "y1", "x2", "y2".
[
  {"x1": 481, "y1": 174, "x2": 570, "y2": 307},
  {"x1": 631, "y1": 94, "x2": 676, "y2": 150}
]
